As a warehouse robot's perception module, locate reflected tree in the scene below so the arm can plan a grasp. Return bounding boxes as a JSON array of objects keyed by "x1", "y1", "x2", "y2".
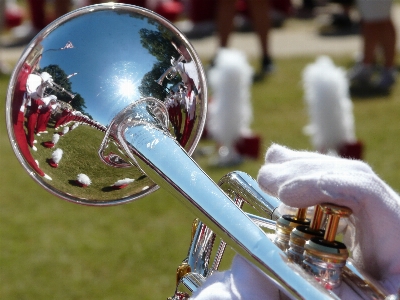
[
  {"x1": 139, "y1": 28, "x2": 182, "y2": 100},
  {"x1": 69, "y1": 93, "x2": 88, "y2": 116}
]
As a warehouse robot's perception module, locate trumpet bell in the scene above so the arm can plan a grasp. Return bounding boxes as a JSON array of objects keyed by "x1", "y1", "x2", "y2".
[{"x1": 6, "y1": 3, "x2": 207, "y2": 206}]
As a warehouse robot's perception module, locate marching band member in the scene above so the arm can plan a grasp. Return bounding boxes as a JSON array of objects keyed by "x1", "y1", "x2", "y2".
[
  {"x1": 10, "y1": 65, "x2": 52, "y2": 179},
  {"x1": 25, "y1": 95, "x2": 43, "y2": 150},
  {"x1": 192, "y1": 144, "x2": 400, "y2": 299},
  {"x1": 28, "y1": 71, "x2": 54, "y2": 99},
  {"x1": 25, "y1": 72, "x2": 55, "y2": 149},
  {"x1": 54, "y1": 106, "x2": 71, "y2": 129},
  {"x1": 36, "y1": 95, "x2": 57, "y2": 135}
]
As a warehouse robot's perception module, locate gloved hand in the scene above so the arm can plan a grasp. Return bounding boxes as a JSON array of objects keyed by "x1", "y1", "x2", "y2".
[
  {"x1": 191, "y1": 255, "x2": 280, "y2": 300},
  {"x1": 192, "y1": 144, "x2": 400, "y2": 299},
  {"x1": 257, "y1": 144, "x2": 400, "y2": 294}
]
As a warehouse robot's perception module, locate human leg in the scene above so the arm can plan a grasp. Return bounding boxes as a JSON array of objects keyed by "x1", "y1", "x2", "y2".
[
  {"x1": 379, "y1": 19, "x2": 396, "y2": 69},
  {"x1": 246, "y1": 0, "x2": 270, "y2": 59},
  {"x1": 377, "y1": 19, "x2": 397, "y2": 89},
  {"x1": 54, "y1": 0, "x2": 72, "y2": 19},
  {"x1": 247, "y1": 0, "x2": 274, "y2": 79},
  {"x1": 360, "y1": 21, "x2": 380, "y2": 65},
  {"x1": 216, "y1": 0, "x2": 236, "y2": 48},
  {"x1": 27, "y1": 0, "x2": 46, "y2": 31}
]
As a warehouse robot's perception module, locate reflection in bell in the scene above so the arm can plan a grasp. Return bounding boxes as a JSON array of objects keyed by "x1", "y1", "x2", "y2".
[
  {"x1": 6, "y1": 3, "x2": 207, "y2": 205},
  {"x1": 111, "y1": 178, "x2": 135, "y2": 190},
  {"x1": 117, "y1": 78, "x2": 137, "y2": 98},
  {"x1": 76, "y1": 173, "x2": 91, "y2": 188},
  {"x1": 49, "y1": 148, "x2": 63, "y2": 168}
]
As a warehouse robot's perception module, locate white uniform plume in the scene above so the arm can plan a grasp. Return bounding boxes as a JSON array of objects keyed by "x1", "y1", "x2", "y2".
[
  {"x1": 77, "y1": 173, "x2": 91, "y2": 186},
  {"x1": 52, "y1": 133, "x2": 60, "y2": 144},
  {"x1": 207, "y1": 49, "x2": 253, "y2": 156},
  {"x1": 51, "y1": 148, "x2": 63, "y2": 164},
  {"x1": 113, "y1": 178, "x2": 135, "y2": 187},
  {"x1": 302, "y1": 56, "x2": 356, "y2": 154}
]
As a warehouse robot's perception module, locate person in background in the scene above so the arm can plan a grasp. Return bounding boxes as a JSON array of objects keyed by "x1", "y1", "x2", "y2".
[
  {"x1": 89, "y1": 0, "x2": 184, "y2": 22},
  {"x1": 216, "y1": 0, "x2": 274, "y2": 81},
  {"x1": 319, "y1": 0, "x2": 359, "y2": 36},
  {"x1": 1, "y1": 0, "x2": 72, "y2": 47},
  {"x1": 348, "y1": 0, "x2": 397, "y2": 93},
  {"x1": 0, "y1": 0, "x2": 8, "y2": 74},
  {"x1": 178, "y1": 0, "x2": 291, "y2": 39}
]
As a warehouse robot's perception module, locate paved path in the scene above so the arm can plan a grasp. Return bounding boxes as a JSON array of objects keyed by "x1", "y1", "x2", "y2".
[{"x1": 1, "y1": 4, "x2": 399, "y2": 65}]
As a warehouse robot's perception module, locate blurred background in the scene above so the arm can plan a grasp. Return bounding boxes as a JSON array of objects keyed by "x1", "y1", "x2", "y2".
[{"x1": 1, "y1": 0, "x2": 399, "y2": 299}]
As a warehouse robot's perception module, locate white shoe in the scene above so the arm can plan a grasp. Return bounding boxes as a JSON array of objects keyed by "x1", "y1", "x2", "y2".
[
  {"x1": 32, "y1": 145, "x2": 37, "y2": 151},
  {"x1": 43, "y1": 174, "x2": 52, "y2": 180}
]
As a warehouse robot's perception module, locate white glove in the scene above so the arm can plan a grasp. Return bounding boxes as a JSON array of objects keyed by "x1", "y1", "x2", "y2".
[
  {"x1": 191, "y1": 144, "x2": 400, "y2": 299},
  {"x1": 190, "y1": 255, "x2": 280, "y2": 300},
  {"x1": 257, "y1": 144, "x2": 400, "y2": 294},
  {"x1": 40, "y1": 72, "x2": 53, "y2": 86}
]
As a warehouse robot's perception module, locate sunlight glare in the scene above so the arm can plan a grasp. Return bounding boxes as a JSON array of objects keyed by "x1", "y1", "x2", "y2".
[{"x1": 118, "y1": 78, "x2": 136, "y2": 98}]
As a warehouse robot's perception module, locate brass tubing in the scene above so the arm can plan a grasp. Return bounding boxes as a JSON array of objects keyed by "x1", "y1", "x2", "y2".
[
  {"x1": 324, "y1": 215, "x2": 340, "y2": 242},
  {"x1": 176, "y1": 262, "x2": 191, "y2": 286},
  {"x1": 321, "y1": 204, "x2": 352, "y2": 242},
  {"x1": 296, "y1": 208, "x2": 307, "y2": 221},
  {"x1": 310, "y1": 205, "x2": 324, "y2": 231}
]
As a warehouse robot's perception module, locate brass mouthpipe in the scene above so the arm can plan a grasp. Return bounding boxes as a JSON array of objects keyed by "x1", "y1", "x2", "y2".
[{"x1": 51, "y1": 81, "x2": 76, "y2": 99}]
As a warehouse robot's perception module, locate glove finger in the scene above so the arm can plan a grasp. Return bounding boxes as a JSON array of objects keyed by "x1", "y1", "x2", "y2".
[
  {"x1": 258, "y1": 161, "x2": 325, "y2": 197},
  {"x1": 275, "y1": 171, "x2": 393, "y2": 213},
  {"x1": 258, "y1": 156, "x2": 374, "y2": 199},
  {"x1": 265, "y1": 144, "x2": 330, "y2": 164},
  {"x1": 264, "y1": 144, "x2": 373, "y2": 173},
  {"x1": 276, "y1": 172, "x2": 367, "y2": 211}
]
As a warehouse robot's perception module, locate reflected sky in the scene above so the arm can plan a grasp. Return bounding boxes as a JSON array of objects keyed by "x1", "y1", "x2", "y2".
[{"x1": 38, "y1": 10, "x2": 161, "y2": 126}]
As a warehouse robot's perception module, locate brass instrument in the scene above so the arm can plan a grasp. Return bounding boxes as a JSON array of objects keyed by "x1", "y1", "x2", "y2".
[
  {"x1": 32, "y1": 71, "x2": 76, "y2": 99},
  {"x1": 5, "y1": 4, "x2": 396, "y2": 299},
  {"x1": 169, "y1": 172, "x2": 390, "y2": 299},
  {"x1": 49, "y1": 80, "x2": 76, "y2": 99},
  {"x1": 155, "y1": 56, "x2": 185, "y2": 86}
]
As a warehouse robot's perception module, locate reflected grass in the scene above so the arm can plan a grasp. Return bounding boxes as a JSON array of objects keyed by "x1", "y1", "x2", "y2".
[{"x1": 27, "y1": 123, "x2": 155, "y2": 202}]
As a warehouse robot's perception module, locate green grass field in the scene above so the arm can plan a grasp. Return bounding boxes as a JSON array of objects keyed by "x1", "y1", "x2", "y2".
[{"x1": 1, "y1": 52, "x2": 400, "y2": 299}]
